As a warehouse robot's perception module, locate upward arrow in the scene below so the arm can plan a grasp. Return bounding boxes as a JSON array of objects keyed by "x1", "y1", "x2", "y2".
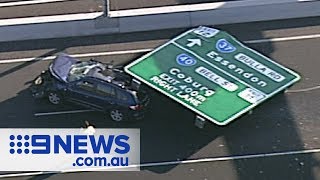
[{"x1": 187, "y1": 39, "x2": 202, "y2": 47}]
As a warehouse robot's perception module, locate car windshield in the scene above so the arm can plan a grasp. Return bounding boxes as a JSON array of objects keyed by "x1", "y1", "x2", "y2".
[{"x1": 67, "y1": 61, "x2": 97, "y2": 82}]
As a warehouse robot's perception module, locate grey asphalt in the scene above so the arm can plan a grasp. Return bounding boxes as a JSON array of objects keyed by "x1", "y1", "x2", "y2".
[
  {"x1": 0, "y1": 0, "x2": 236, "y2": 19},
  {"x1": 0, "y1": 0, "x2": 103, "y2": 19},
  {"x1": 109, "y1": 0, "x2": 237, "y2": 11},
  {"x1": 0, "y1": 17, "x2": 319, "y2": 179}
]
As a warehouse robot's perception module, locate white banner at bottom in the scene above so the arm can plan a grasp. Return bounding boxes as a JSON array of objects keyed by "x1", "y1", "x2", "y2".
[{"x1": 0, "y1": 128, "x2": 140, "y2": 171}]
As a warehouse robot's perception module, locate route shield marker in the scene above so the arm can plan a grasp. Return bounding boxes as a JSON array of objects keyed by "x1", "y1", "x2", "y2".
[{"x1": 125, "y1": 26, "x2": 301, "y2": 125}]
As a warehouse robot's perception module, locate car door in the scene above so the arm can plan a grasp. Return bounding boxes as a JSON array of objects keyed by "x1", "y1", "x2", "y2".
[
  {"x1": 94, "y1": 83, "x2": 118, "y2": 111},
  {"x1": 66, "y1": 79, "x2": 104, "y2": 110}
]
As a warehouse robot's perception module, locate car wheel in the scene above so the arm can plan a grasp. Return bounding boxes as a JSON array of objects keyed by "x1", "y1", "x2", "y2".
[
  {"x1": 110, "y1": 109, "x2": 125, "y2": 122},
  {"x1": 48, "y1": 92, "x2": 61, "y2": 105}
]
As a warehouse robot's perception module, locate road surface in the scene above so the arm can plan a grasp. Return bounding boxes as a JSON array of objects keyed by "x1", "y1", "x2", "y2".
[{"x1": 0, "y1": 17, "x2": 319, "y2": 180}]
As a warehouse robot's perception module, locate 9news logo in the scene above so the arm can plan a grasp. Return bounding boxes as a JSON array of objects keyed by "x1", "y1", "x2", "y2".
[
  {"x1": 9, "y1": 134, "x2": 130, "y2": 155},
  {"x1": 9, "y1": 135, "x2": 31, "y2": 154},
  {"x1": 1, "y1": 129, "x2": 140, "y2": 171}
]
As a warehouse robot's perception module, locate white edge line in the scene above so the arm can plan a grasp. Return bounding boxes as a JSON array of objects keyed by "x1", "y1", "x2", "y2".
[
  {"x1": 298, "y1": 0, "x2": 318, "y2": 2},
  {"x1": 34, "y1": 109, "x2": 94, "y2": 116},
  {"x1": 71, "y1": 49, "x2": 153, "y2": 58},
  {"x1": 0, "y1": 49, "x2": 152, "y2": 64},
  {"x1": 244, "y1": 34, "x2": 320, "y2": 44},
  {"x1": 0, "y1": 56, "x2": 57, "y2": 64},
  {"x1": 0, "y1": 172, "x2": 55, "y2": 178},
  {"x1": 109, "y1": 2, "x2": 225, "y2": 17},
  {"x1": 0, "y1": 12, "x2": 103, "y2": 26},
  {"x1": 286, "y1": 85, "x2": 320, "y2": 93},
  {"x1": 139, "y1": 148, "x2": 320, "y2": 167},
  {"x1": 0, "y1": 148, "x2": 319, "y2": 178},
  {"x1": 109, "y1": 0, "x2": 297, "y2": 17},
  {"x1": 0, "y1": 0, "x2": 67, "y2": 8}
]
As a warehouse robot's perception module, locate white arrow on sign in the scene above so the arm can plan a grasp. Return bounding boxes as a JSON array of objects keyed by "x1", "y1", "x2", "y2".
[{"x1": 187, "y1": 39, "x2": 202, "y2": 47}]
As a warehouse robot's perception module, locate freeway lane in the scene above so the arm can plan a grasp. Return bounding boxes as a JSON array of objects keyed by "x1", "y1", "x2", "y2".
[
  {"x1": 109, "y1": 0, "x2": 236, "y2": 11},
  {"x1": 0, "y1": 0, "x2": 236, "y2": 17},
  {"x1": 0, "y1": 0, "x2": 103, "y2": 19},
  {"x1": 0, "y1": 17, "x2": 320, "y2": 179}
]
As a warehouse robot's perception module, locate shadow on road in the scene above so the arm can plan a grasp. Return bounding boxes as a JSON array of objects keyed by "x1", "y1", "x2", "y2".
[{"x1": 0, "y1": 49, "x2": 63, "y2": 79}]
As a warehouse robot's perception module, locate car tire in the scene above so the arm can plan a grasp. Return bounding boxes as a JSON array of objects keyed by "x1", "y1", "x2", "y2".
[
  {"x1": 48, "y1": 91, "x2": 62, "y2": 105},
  {"x1": 109, "y1": 109, "x2": 125, "y2": 122}
]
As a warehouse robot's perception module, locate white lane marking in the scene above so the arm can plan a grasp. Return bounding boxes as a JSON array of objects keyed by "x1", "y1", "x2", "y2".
[
  {"x1": 72, "y1": 48, "x2": 152, "y2": 58},
  {"x1": 0, "y1": 33, "x2": 320, "y2": 64},
  {"x1": 0, "y1": 0, "x2": 68, "y2": 8},
  {"x1": 0, "y1": 49, "x2": 152, "y2": 64},
  {"x1": 0, "y1": 12, "x2": 102, "y2": 26},
  {"x1": 109, "y1": 2, "x2": 225, "y2": 17},
  {"x1": 0, "y1": 55, "x2": 56, "y2": 64},
  {"x1": 245, "y1": 34, "x2": 320, "y2": 43},
  {"x1": 108, "y1": 0, "x2": 295, "y2": 17},
  {"x1": 298, "y1": 0, "x2": 318, "y2": 2},
  {"x1": 0, "y1": 148, "x2": 319, "y2": 178},
  {"x1": 286, "y1": 85, "x2": 320, "y2": 93},
  {"x1": 34, "y1": 109, "x2": 94, "y2": 116},
  {"x1": 0, "y1": 172, "x2": 55, "y2": 178},
  {"x1": 138, "y1": 148, "x2": 320, "y2": 167}
]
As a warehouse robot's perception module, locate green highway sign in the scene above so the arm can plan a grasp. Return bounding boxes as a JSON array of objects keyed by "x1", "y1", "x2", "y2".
[{"x1": 124, "y1": 26, "x2": 301, "y2": 125}]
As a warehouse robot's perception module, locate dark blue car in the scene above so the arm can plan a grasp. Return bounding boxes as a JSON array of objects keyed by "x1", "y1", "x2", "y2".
[{"x1": 31, "y1": 54, "x2": 149, "y2": 121}]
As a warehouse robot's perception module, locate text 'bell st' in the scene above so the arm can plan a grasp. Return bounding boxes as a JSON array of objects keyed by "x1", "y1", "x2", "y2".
[{"x1": 124, "y1": 26, "x2": 301, "y2": 126}]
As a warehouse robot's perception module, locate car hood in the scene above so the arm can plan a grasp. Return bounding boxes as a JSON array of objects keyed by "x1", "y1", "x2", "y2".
[{"x1": 49, "y1": 54, "x2": 78, "y2": 82}]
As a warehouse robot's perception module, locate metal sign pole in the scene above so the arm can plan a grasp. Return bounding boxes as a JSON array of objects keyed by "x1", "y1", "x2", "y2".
[
  {"x1": 104, "y1": 0, "x2": 110, "y2": 16},
  {"x1": 194, "y1": 116, "x2": 206, "y2": 129}
]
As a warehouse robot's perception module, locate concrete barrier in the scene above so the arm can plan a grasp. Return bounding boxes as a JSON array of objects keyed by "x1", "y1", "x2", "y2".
[{"x1": 0, "y1": 0, "x2": 319, "y2": 42}]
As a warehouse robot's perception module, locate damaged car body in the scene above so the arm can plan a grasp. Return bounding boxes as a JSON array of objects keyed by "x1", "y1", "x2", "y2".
[{"x1": 31, "y1": 53, "x2": 150, "y2": 121}]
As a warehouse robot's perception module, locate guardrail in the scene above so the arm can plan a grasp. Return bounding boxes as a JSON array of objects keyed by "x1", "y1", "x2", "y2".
[{"x1": 0, "y1": 0, "x2": 319, "y2": 42}]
